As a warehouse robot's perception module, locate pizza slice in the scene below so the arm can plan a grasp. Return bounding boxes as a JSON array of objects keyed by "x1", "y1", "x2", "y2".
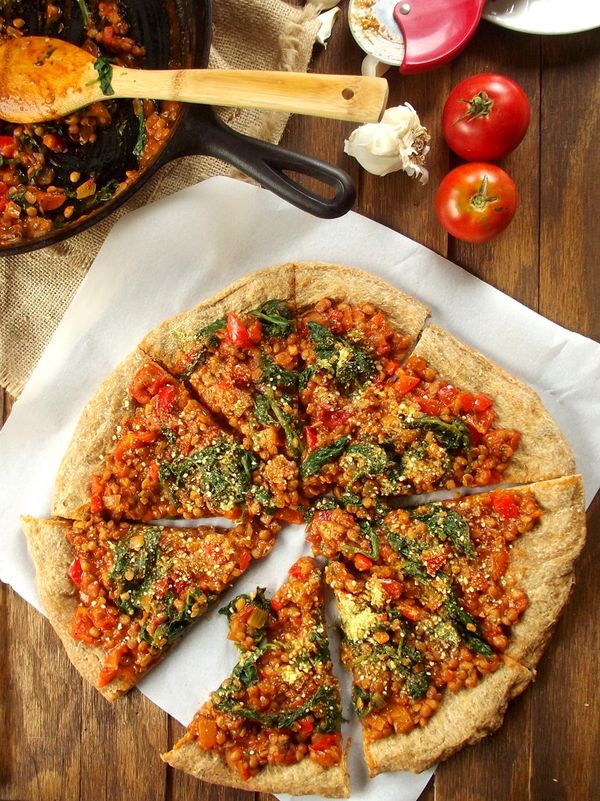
[
  {"x1": 298, "y1": 320, "x2": 575, "y2": 505},
  {"x1": 52, "y1": 349, "x2": 295, "y2": 524},
  {"x1": 22, "y1": 514, "x2": 278, "y2": 700},
  {"x1": 309, "y1": 475, "x2": 585, "y2": 774},
  {"x1": 162, "y1": 557, "x2": 350, "y2": 797},
  {"x1": 294, "y1": 262, "x2": 430, "y2": 498},
  {"x1": 139, "y1": 264, "x2": 303, "y2": 468}
]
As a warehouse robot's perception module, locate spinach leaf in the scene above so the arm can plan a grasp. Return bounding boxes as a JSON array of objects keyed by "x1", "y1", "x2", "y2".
[
  {"x1": 195, "y1": 318, "x2": 226, "y2": 345},
  {"x1": 309, "y1": 628, "x2": 331, "y2": 663},
  {"x1": 253, "y1": 388, "x2": 302, "y2": 460},
  {"x1": 384, "y1": 523, "x2": 428, "y2": 580},
  {"x1": 411, "y1": 505, "x2": 475, "y2": 558},
  {"x1": 307, "y1": 322, "x2": 376, "y2": 393},
  {"x1": 76, "y1": 0, "x2": 90, "y2": 24},
  {"x1": 352, "y1": 685, "x2": 383, "y2": 718},
  {"x1": 249, "y1": 300, "x2": 293, "y2": 338},
  {"x1": 444, "y1": 591, "x2": 492, "y2": 656},
  {"x1": 260, "y1": 350, "x2": 298, "y2": 389},
  {"x1": 158, "y1": 438, "x2": 257, "y2": 512},
  {"x1": 133, "y1": 105, "x2": 147, "y2": 158},
  {"x1": 405, "y1": 415, "x2": 471, "y2": 457},
  {"x1": 343, "y1": 441, "x2": 390, "y2": 486},
  {"x1": 141, "y1": 587, "x2": 210, "y2": 648},
  {"x1": 214, "y1": 684, "x2": 341, "y2": 732},
  {"x1": 346, "y1": 520, "x2": 380, "y2": 561},
  {"x1": 218, "y1": 587, "x2": 271, "y2": 623},
  {"x1": 161, "y1": 427, "x2": 177, "y2": 446},
  {"x1": 300, "y1": 435, "x2": 351, "y2": 478},
  {"x1": 110, "y1": 528, "x2": 162, "y2": 613},
  {"x1": 93, "y1": 55, "x2": 115, "y2": 96},
  {"x1": 405, "y1": 670, "x2": 430, "y2": 699}
]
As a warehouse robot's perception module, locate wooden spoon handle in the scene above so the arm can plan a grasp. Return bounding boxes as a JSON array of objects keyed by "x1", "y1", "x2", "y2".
[{"x1": 111, "y1": 68, "x2": 389, "y2": 123}]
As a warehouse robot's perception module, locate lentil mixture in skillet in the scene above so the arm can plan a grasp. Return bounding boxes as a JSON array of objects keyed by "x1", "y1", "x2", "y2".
[{"x1": 0, "y1": 1, "x2": 178, "y2": 244}]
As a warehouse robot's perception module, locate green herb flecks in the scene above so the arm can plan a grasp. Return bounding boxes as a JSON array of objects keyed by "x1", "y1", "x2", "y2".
[
  {"x1": 309, "y1": 628, "x2": 331, "y2": 663},
  {"x1": 405, "y1": 415, "x2": 471, "y2": 461},
  {"x1": 300, "y1": 435, "x2": 351, "y2": 479},
  {"x1": 133, "y1": 105, "x2": 147, "y2": 158},
  {"x1": 161, "y1": 427, "x2": 177, "y2": 446},
  {"x1": 253, "y1": 388, "x2": 302, "y2": 460},
  {"x1": 412, "y1": 505, "x2": 475, "y2": 558},
  {"x1": 178, "y1": 318, "x2": 226, "y2": 380},
  {"x1": 92, "y1": 55, "x2": 115, "y2": 96},
  {"x1": 352, "y1": 685, "x2": 384, "y2": 718},
  {"x1": 249, "y1": 299, "x2": 293, "y2": 338},
  {"x1": 307, "y1": 322, "x2": 376, "y2": 394},
  {"x1": 444, "y1": 591, "x2": 492, "y2": 657},
  {"x1": 110, "y1": 528, "x2": 162, "y2": 615},
  {"x1": 141, "y1": 587, "x2": 210, "y2": 648},
  {"x1": 260, "y1": 350, "x2": 298, "y2": 389},
  {"x1": 158, "y1": 437, "x2": 258, "y2": 512},
  {"x1": 214, "y1": 683, "x2": 341, "y2": 732}
]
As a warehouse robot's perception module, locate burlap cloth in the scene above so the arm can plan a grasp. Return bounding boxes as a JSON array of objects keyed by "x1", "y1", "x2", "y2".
[{"x1": 0, "y1": 0, "x2": 322, "y2": 397}]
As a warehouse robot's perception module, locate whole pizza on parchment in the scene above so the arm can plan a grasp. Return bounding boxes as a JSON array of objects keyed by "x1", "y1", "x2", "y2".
[{"x1": 22, "y1": 262, "x2": 585, "y2": 797}]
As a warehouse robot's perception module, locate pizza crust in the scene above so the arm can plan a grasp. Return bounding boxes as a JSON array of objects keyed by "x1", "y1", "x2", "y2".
[
  {"x1": 21, "y1": 515, "x2": 133, "y2": 701},
  {"x1": 162, "y1": 739, "x2": 350, "y2": 798},
  {"x1": 411, "y1": 325, "x2": 576, "y2": 483},
  {"x1": 364, "y1": 657, "x2": 532, "y2": 775},
  {"x1": 139, "y1": 263, "x2": 295, "y2": 368},
  {"x1": 52, "y1": 349, "x2": 150, "y2": 520},
  {"x1": 294, "y1": 262, "x2": 430, "y2": 343},
  {"x1": 505, "y1": 475, "x2": 586, "y2": 670}
]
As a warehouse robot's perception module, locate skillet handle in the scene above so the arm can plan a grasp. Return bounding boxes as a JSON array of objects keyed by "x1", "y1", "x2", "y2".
[{"x1": 162, "y1": 110, "x2": 356, "y2": 219}]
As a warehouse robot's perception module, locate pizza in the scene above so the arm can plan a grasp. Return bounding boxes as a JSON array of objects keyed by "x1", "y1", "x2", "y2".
[
  {"x1": 22, "y1": 262, "x2": 586, "y2": 794},
  {"x1": 162, "y1": 557, "x2": 349, "y2": 797}
]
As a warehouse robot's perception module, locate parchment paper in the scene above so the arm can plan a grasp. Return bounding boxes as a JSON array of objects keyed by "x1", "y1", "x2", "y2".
[{"x1": 2, "y1": 176, "x2": 599, "y2": 801}]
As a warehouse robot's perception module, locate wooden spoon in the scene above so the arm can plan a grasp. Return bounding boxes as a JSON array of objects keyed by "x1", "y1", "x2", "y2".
[{"x1": 0, "y1": 36, "x2": 389, "y2": 125}]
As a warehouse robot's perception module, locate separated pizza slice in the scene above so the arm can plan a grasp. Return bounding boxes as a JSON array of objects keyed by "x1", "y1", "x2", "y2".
[
  {"x1": 22, "y1": 514, "x2": 278, "y2": 700},
  {"x1": 313, "y1": 475, "x2": 585, "y2": 775},
  {"x1": 139, "y1": 264, "x2": 304, "y2": 470},
  {"x1": 52, "y1": 349, "x2": 295, "y2": 523},
  {"x1": 162, "y1": 556, "x2": 350, "y2": 797},
  {"x1": 294, "y1": 262, "x2": 430, "y2": 498},
  {"x1": 298, "y1": 320, "x2": 575, "y2": 505}
]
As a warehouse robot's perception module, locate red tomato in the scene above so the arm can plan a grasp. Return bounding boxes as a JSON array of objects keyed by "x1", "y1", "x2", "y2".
[
  {"x1": 155, "y1": 383, "x2": 177, "y2": 415},
  {"x1": 442, "y1": 73, "x2": 531, "y2": 161},
  {"x1": 353, "y1": 553, "x2": 373, "y2": 571},
  {"x1": 237, "y1": 549, "x2": 252, "y2": 572},
  {"x1": 394, "y1": 371, "x2": 420, "y2": 396},
  {"x1": 436, "y1": 163, "x2": 517, "y2": 243},
  {"x1": 311, "y1": 733, "x2": 339, "y2": 751},
  {"x1": 492, "y1": 492, "x2": 520, "y2": 520},
  {"x1": 304, "y1": 425, "x2": 319, "y2": 451},
  {"x1": 130, "y1": 363, "x2": 171, "y2": 404},
  {"x1": 68, "y1": 558, "x2": 83, "y2": 588},
  {"x1": 226, "y1": 312, "x2": 253, "y2": 348},
  {"x1": 275, "y1": 507, "x2": 305, "y2": 525}
]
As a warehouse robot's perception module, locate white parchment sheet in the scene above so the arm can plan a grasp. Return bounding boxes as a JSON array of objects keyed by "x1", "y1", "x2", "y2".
[{"x1": 2, "y1": 176, "x2": 599, "y2": 801}]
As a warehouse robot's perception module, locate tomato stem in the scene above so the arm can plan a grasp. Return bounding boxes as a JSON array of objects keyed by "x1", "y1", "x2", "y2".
[
  {"x1": 457, "y1": 91, "x2": 494, "y2": 123},
  {"x1": 469, "y1": 175, "x2": 499, "y2": 210}
]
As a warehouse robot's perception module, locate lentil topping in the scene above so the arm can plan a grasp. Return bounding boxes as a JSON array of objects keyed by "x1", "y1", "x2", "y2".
[
  {"x1": 67, "y1": 516, "x2": 276, "y2": 687},
  {"x1": 0, "y1": 1, "x2": 178, "y2": 245},
  {"x1": 309, "y1": 488, "x2": 542, "y2": 741},
  {"x1": 176, "y1": 557, "x2": 344, "y2": 780}
]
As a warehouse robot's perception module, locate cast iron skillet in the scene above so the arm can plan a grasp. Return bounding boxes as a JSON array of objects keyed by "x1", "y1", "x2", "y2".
[{"x1": 4, "y1": 0, "x2": 356, "y2": 256}]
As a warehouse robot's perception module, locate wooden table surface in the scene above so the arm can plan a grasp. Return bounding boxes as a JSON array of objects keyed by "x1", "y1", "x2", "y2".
[{"x1": 2, "y1": 6, "x2": 599, "y2": 801}]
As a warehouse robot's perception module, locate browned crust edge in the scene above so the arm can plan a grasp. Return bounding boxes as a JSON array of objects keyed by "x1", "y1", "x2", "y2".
[
  {"x1": 161, "y1": 740, "x2": 350, "y2": 798},
  {"x1": 412, "y1": 324, "x2": 576, "y2": 483},
  {"x1": 294, "y1": 261, "x2": 430, "y2": 344},
  {"x1": 21, "y1": 515, "x2": 132, "y2": 701},
  {"x1": 139, "y1": 263, "x2": 296, "y2": 368},
  {"x1": 51, "y1": 349, "x2": 150, "y2": 520}
]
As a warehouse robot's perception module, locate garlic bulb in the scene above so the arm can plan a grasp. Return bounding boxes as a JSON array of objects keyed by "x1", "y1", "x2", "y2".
[{"x1": 344, "y1": 103, "x2": 430, "y2": 183}]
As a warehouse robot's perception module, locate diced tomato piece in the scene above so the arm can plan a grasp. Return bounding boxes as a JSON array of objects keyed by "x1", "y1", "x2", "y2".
[
  {"x1": 226, "y1": 312, "x2": 253, "y2": 348},
  {"x1": 130, "y1": 363, "x2": 171, "y2": 404},
  {"x1": 0, "y1": 136, "x2": 15, "y2": 158},
  {"x1": 298, "y1": 717, "x2": 314, "y2": 735},
  {"x1": 196, "y1": 717, "x2": 218, "y2": 749},
  {"x1": 304, "y1": 425, "x2": 319, "y2": 451},
  {"x1": 270, "y1": 596, "x2": 285, "y2": 612},
  {"x1": 289, "y1": 557, "x2": 314, "y2": 580},
  {"x1": 147, "y1": 461, "x2": 159, "y2": 483},
  {"x1": 237, "y1": 762, "x2": 252, "y2": 781},
  {"x1": 422, "y1": 551, "x2": 447, "y2": 577},
  {"x1": 473, "y1": 393, "x2": 493, "y2": 412},
  {"x1": 492, "y1": 492, "x2": 520, "y2": 520},
  {"x1": 384, "y1": 359, "x2": 399, "y2": 376},
  {"x1": 237, "y1": 549, "x2": 252, "y2": 572},
  {"x1": 398, "y1": 600, "x2": 426, "y2": 622},
  {"x1": 247, "y1": 319, "x2": 262, "y2": 343},
  {"x1": 222, "y1": 507, "x2": 242, "y2": 520},
  {"x1": 156, "y1": 383, "x2": 177, "y2": 415},
  {"x1": 36, "y1": 190, "x2": 67, "y2": 212},
  {"x1": 310, "y1": 733, "x2": 340, "y2": 751},
  {"x1": 275, "y1": 507, "x2": 305, "y2": 525},
  {"x1": 380, "y1": 578, "x2": 402, "y2": 598},
  {"x1": 325, "y1": 308, "x2": 346, "y2": 334},
  {"x1": 68, "y1": 558, "x2": 83, "y2": 588},
  {"x1": 353, "y1": 553, "x2": 373, "y2": 571},
  {"x1": 98, "y1": 644, "x2": 128, "y2": 687},
  {"x1": 465, "y1": 407, "x2": 495, "y2": 434},
  {"x1": 415, "y1": 395, "x2": 443, "y2": 415},
  {"x1": 437, "y1": 384, "x2": 458, "y2": 405},
  {"x1": 154, "y1": 576, "x2": 169, "y2": 599},
  {"x1": 317, "y1": 407, "x2": 350, "y2": 430},
  {"x1": 114, "y1": 429, "x2": 158, "y2": 460},
  {"x1": 89, "y1": 475, "x2": 104, "y2": 514},
  {"x1": 71, "y1": 607, "x2": 96, "y2": 644},
  {"x1": 456, "y1": 391, "x2": 474, "y2": 413},
  {"x1": 394, "y1": 371, "x2": 421, "y2": 396}
]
